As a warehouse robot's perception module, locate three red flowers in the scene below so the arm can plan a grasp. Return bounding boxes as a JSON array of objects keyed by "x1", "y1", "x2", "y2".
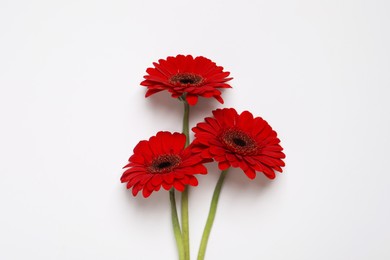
[{"x1": 121, "y1": 54, "x2": 285, "y2": 198}]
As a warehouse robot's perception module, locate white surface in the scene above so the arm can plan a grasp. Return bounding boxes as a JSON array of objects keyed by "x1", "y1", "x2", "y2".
[{"x1": 1, "y1": 0, "x2": 390, "y2": 259}]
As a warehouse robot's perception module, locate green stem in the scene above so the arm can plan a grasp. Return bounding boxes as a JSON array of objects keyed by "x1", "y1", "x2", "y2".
[
  {"x1": 182, "y1": 188, "x2": 190, "y2": 260},
  {"x1": 182, "y1": 100, "x2": 190, "y2": 147},
  {"x1": 181, "y1": 99, "x2": 190, "y2": 259},
  {"x1": 197, "y1": 170, "x2": 229, "y2": 260},
  {"x1": 170, "y1": 189, "x2": 185, "y2": 260}
]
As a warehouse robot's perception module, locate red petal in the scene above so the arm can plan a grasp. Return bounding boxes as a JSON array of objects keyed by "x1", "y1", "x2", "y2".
[
  {"x1": 204, "y1": 117, "x2": 221, "y2": 131},
  {"x1": 218, "y1": 161, "x2": 230, "y2": 170},
  {"x1": 121, "y1": 171, "x2": 145, "y2": 183},
  {"x1": 133, "y1": 140, "x2": 153, "y2": 160},
  {"x1": 237, "y1": 110, "x2": 254, "y2": 130},
  {"x1": 157, "y1": 131, "x2": 174, "y2": 154},
  {"x1": 210, "y1": 146, "x2": 226, "y2": 156},
  {"x1": 201, "y1": 148, "x2": 212, "y2": 159},
  {"x1": 132, "y1": 183, "x2": 143, "y2": 196},
  {"x1": 162, "y1": 182, "x2": 172, "y2": 190},
  {"x1": 239, "y1": 161, "x2": 249, "y2": 171},
  {"x1": 187, "y1": 176, "x2": 198, "y2": 186},
  {"x1": 129, "y1": 154, "x2": 145, "y2": 164},
  {"x1": 158, "y1": 58, "x2": 177, "y2": 75},
  {"x1": 214, "y1": 95, "x2": 224, "y2": 104},
  {"x1": 243, "y1": 167, "x2": 256, "y2": 179},
  {"x1": 230, "y1": 160, "x2": 240, "y2": 168},
  {"x1": 190, "y1": 145, "x2": 204, "y2": 153},
  {"x1": 163, "y1": 174, "x2": 175, "y2": 184},
  {"x1": 171, "y1": 132, "x2": 186, "y2": 153},
  {"x1": 145, "y1": 88, "x2": 164, "y2": 97},
  {"x1": 244, "y1": 156, "x2": 259, "y2": 166},
  {"x1": 257, "y1": 155, "x2": 285, "y2": 167},
  {"x1": 226, "y1": 153, "x2": 238, "y2": 163},
  {"x1": 142, "y1": 187, "x2": 153, "y2": 198},
  {"x1": 151, "y1": 175, "x2": 163, "y2": 186},
  {"x1": 186, "y1": 95, "x2": 198, "y2": 105},
  {"x1": 252, "y1": 117, "x2": 267, "y2": 137},
  {"x1": 192, "y1": 164, "x2": 208, "y2": 174},
  {"x1": 261, "y1": 150, "x2": 286, "y2": 159},
  {"x1": 213, "y1": 108, "x2": 238, "y2": 127},
  {"x1": 173, "y1": 181, "x2": 185, "y2": 191},
  {"x1": 262, "y1": 166, "x2": 276, "y2": 179},
  {"x1": 256, "y1": 125, "x2": 273, "y2": 142},
  {"x1": 196, "y1": 122, "x2": 218, "y2": 134},
  {"x1": 148, "y1": 134, "x2": 163, "y2": 155}
]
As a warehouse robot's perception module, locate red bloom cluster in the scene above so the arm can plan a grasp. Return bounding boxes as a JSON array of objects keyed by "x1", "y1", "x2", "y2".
[
  {"x1": 122, "y1": 54, "x2": 285, "y2": 197},
  {"x1": 141, "y1": 54, "x2": 232, "y2": 105},
  {"x1": 121, "y1": 132, "x2": 207, "y2": 197},
  {"x1": 192, "y1": 108, "x2": 285, "y2": 179}
]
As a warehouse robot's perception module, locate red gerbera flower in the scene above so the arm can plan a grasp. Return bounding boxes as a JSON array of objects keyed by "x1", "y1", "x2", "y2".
[
  {"x1": 141, "y1": 54, "x2": 233, "y2": 105},
  {"x1": 121, "y1": 131, "x2": 207, "y2": 198},
  {"x1": 192, "y1": 108, "x2": 285, "y2": 179}
]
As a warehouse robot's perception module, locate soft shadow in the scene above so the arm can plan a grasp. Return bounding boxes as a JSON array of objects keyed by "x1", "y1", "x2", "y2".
[
  {"x1": 144, "y1": 90, "x2": 230, "y2": 126},
  {"x1": 145, "y1": 92, "x2": 182, "y2": 118},
  {"x1": 195, "y1": 163, "x2": 276, "y2": 206},
  {"x1": 222, "y1": 167, "x2": 276, "y2": 203},
  {"x1": 190, "y1": 96, "x2": 221, "y2": 121},
  {"x1": 122, "y1": 185, "x2": 171, "y2": 214}
]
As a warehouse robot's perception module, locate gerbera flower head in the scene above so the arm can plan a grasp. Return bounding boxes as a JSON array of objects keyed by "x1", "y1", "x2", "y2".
[
  {"x1": 141, "y1": 54, "x2": 233, "y2": 105},
  {"x1": 121, "y1": 131, "x2": 207, "y2": 198},
  {"x1": 192, "y1": 108, "x2": 285, "y2": 179}
]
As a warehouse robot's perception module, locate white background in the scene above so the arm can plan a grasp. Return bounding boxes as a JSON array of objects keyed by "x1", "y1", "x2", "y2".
[{"x1": 1, "y1": 0, "x2": 390, "y2": 259}]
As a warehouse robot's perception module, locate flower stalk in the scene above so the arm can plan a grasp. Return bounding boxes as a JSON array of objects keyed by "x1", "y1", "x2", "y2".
[
  {"x1": 197, "y1": 170, "x2": 229, "y2": 260},
  {"x1": 181, "y1": 98, "x2": 190, "y2": 260},
  {"x1": 170, "y1": 189, "x2": 186, "y2": 260},
  {"x1": 182, "y1": 99, "x2": 190, "y2": 147}
]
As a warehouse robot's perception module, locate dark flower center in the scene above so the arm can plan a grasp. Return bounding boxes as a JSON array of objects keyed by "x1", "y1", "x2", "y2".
[
  {"x1": 169, "y1": 73, "x2": 204, "y2": 86},
  {"x1": 148, "y1": 154, "x2": 181, "y2": 174},
  {"x1": 157, "y1": 161, "x2": 172, "y2": 169},
  {"x1": 220, "y1": 129, "x2": 258, "y2": 155},
  {"x1": 233, "y1": 138, "x2": 246, "y2": 147}
]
